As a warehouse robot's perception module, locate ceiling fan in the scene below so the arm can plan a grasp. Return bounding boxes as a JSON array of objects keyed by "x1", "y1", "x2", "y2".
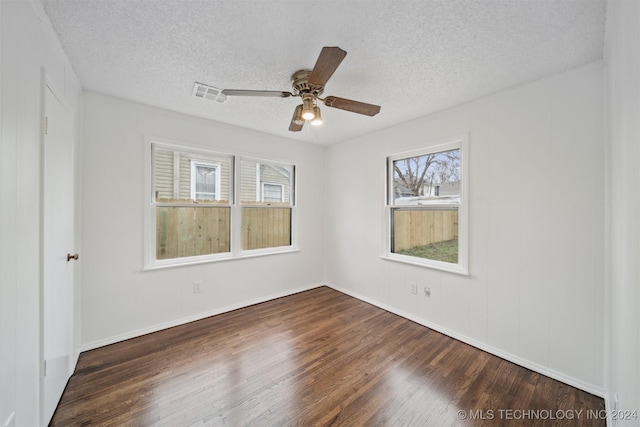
[{"x1": 221, "y1": 47, "x2": 381, "y2": 132}]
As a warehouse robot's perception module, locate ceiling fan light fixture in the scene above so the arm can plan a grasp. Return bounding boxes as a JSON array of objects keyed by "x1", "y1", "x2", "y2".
[
  {"x1": 301, "y1": 96, "x2": 315, "y2": 120},
  {"x1": 292, "y1": 105, "x2": 304, "y2": 125},
  {"x1": 311, "y1": 106, "x2": 323, "y2": 126},
  {"x1": 218, "y1": 47, "x2": 381, "y2": 132}
]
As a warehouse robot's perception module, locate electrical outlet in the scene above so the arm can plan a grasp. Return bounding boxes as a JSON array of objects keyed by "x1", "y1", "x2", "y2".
[
  {"x1": 424, "y1": 286, "x2": 431, "y2": 297},
  {"x1": 193, "y1": 281, "x2": 202, "y2": 294},
  {"x1": 409, "y1": 282, "x2": 417, "y2": 294}
]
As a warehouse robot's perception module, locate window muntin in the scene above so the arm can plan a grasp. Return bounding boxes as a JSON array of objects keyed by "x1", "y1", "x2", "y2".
[
  {"x1": 239, "y1": 159, "x2": 294, "y2": 251},
  {"x1": 386, "y1": 137, "x2": 467, "y2": 274}
]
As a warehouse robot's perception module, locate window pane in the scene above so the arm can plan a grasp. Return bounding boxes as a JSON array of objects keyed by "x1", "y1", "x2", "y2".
[
  {"x1": 240, "y1": 159, "x2": 293, "y2": 205},
  {"x1": 153, "y1": 147, "x2": 231, "y2": 203},
  {"x1": 391, "y1": 208, "x2": 458, "y2": 263},
  {"x1": 263, "y1": 184, "x2": 283, "y2": 202},
  {"x1": 242, "y1": 207, "x2": 291, "y2": 250},
  {"x1": 392, "y1": 148, "x2": 460, "y2": 206},
  {"x1": 195, "y1": 165, "x2": 217, "y2": 199},
  {"x1": 156, "y1": 206, "x2": 230, "y2": 259},
  {"x1": 239, "y1": 159, "x2": 294, "y2": 251}
]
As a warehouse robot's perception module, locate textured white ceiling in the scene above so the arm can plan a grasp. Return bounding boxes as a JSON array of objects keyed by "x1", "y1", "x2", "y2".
[{"x1": 41, "y1": 0, "x2": 606, "y2": 145}]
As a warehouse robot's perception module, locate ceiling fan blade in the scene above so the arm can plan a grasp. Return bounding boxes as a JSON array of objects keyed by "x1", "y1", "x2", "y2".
[
  {"x1": 324, "y1": 96, "x2": 381, "y2": 116},
  {"x1": 288, "y1": 108, "x2": 304, "y2": 132},
  {"x1": 308, "y1": 47, "x2": 347, "y2": 87},
  {"x1": 221, "y1": 89, "x2": 293, "y2": 98}
]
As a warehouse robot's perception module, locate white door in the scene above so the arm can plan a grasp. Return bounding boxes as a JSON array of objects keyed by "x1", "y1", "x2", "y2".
[{"x1": 42, "y1": 84, "x2": 76, "y2": 424}]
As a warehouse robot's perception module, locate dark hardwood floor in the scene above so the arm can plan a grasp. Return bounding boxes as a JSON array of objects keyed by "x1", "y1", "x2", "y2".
[{"x1": 51, "y1": 286, "x2": 605, "y2": 426}]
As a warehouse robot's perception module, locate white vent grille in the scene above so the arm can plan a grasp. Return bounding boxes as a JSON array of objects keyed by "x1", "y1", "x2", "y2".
[{"x1": 192, "y1": 82, "x2": 228, "y2": 104}]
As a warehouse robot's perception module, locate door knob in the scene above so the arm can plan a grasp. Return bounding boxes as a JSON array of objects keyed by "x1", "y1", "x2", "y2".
[{"x1": 67, "y1": 253, "x2": 79, "y2": 262}]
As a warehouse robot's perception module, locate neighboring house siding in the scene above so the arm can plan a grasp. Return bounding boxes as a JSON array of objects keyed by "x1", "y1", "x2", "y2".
[
  {"x1": 240, "y1": 160, "x2": 258, "y2": 202},
  {"x1": 240, "y1": 160, "x2": 291, "y2": 203},
  {"x1": 154, "y1": 148, "x2": 230, "y2": 201},
  {"x1": 259, "y1": 164, "x2": 290, "y2": 202},
  {"x1": 178, "y1": 155, "x2": 191, "y2": 199},
  {"x1": 395, "y1": 180, "x2": 460, "y2": 198},
  {"x1": 422, "y1": 181, "x2": 460, "y2": 197},
  {"x1": 155, "y1": 149, "x2": 174, "y2": 200},
  {"x1": 155, "y1": 150, "x2": 290, "y2": 203}
]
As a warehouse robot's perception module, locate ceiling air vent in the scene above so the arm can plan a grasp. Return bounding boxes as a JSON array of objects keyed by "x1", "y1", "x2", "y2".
[{"x1": 192, "y1": 82, "x2": 228, "y2": 104}]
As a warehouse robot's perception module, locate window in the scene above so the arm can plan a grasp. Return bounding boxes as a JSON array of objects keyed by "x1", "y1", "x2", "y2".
[
  {"x1": 190, "y1": 161, "x2": 220, "y2": 201},
  {"x1": 386, "y1": 136, "x2": 468, "y2": 274},
  {"x1": 240, "y1": 159, "x2": 294, "y2": 251},
  {"x1": 145, "y1": 140, "x2": 297, "y2": 269},
  {"x1": 262, "y1": 183, "x2": 284, "y2": 203},
  {"x1": 149, "y1": 144, "x2": 232, "y2": 267}
]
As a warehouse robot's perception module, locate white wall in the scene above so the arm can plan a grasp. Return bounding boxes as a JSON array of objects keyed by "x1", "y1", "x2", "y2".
[
  {"x1": 0, "y1": 1, "x2": 82, "y2": 426},
  {"x1": 80, "y1": 92, "x2": 326, "y2": 349},
  {"x1": 326, "y1": 63, "x2": 605, "y2": 394},
  {"x1": 604, "y1": 0, "x2": 640, "y2": 424},
  {"x1": 2, "y1": 1, "x2": 635, "y2": 423}
]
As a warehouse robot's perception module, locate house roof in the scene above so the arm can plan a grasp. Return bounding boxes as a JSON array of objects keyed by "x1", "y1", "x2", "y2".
[{"x1": 40, "y1": 0, "x2": 606, "y2": 145}]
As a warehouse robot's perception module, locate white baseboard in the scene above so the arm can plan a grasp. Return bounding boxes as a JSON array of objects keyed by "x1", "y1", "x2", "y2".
[
  {"x1": 604, "y1": 392, "x2": 612, "y2": 427},
  {"x1": 79, "y1": 283, "x2": 324, "y2": 353},
  {"x1": 324, "y1": 282, "x2": 606, "y2": 399},
  {"x1": 71, "y1": 348, "x2": 80, "y2": 374}
]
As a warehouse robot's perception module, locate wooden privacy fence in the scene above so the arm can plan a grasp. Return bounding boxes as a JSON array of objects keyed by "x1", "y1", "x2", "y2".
[
  {"x1": 156, "y1": 206, "x2": 291, "y2": 259},
  {"x1": 157, "y1": 206, "x2": 230, "y2": 259},
  {"x1": 242, "y1": 207, "x2": 291, "y2": 251},
  {"x1": 393, "y1": 209, "x2": 458, "y2": 252}
]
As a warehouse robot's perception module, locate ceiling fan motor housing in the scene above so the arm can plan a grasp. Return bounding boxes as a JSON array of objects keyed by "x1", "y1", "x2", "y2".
[{"x1": 291, "y1": 69, "x2": 324, "y2": 96}]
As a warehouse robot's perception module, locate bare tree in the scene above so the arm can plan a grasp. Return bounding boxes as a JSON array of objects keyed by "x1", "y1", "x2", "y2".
[
  {"x1": 394, "y1": 149, "x2": 460, "y2": 198},
  {"x1": 394, "y1": 154, "x2": 436, "y2": 197},
  {"x1": 434, "y1": 150, "x2": 460, "y2": 184}
]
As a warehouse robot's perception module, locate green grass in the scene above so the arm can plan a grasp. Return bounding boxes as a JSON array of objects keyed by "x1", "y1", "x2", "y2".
[{"x1": 397, "y1": 239, "x2": 458, "y2": 263}]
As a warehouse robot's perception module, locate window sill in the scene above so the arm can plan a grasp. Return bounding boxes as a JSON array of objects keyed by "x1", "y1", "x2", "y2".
[
  {"x1": 144, "y1": 247, "x2": 300, "y2": 271},
  {"x1": 381, "y1": 254, "x2": 469, "y2": 276}
]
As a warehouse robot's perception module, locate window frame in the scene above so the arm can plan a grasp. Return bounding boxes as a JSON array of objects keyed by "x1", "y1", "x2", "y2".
[
  {"x1": 383, "y1": 134, "x2": 469, "y2": 275},
  {"x1": 190, "y1": 160, "x2": 221, "y2": 201},
  {"x1": 144, "y1": 137, "x2": 298, "y2": 270},
  {"x1": 145, "y1": 139, "x2": 234, "y2": 269},
  {"x1": 238, "y1": 156, "x2": 296, "y2": 256}
]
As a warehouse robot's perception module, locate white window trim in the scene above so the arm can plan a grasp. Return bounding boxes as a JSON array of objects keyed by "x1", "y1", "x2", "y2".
[
  {"x1": 190, "y1": 160, "x2": 221, "y2": 201},
  {"x1": 144, "y1": 138, "x2": 298, "y2": 270},
  {"x1": 261, "y1": 182, "x2": 285, "y2": 203},
  {"x1": 382, "y1": 134, "x2": 469, "y2": 275}
]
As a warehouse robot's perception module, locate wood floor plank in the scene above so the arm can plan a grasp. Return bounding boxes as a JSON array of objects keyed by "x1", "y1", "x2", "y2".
[{"x1": 51, "y1": 287, "x2": 605, "y2": 426}]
